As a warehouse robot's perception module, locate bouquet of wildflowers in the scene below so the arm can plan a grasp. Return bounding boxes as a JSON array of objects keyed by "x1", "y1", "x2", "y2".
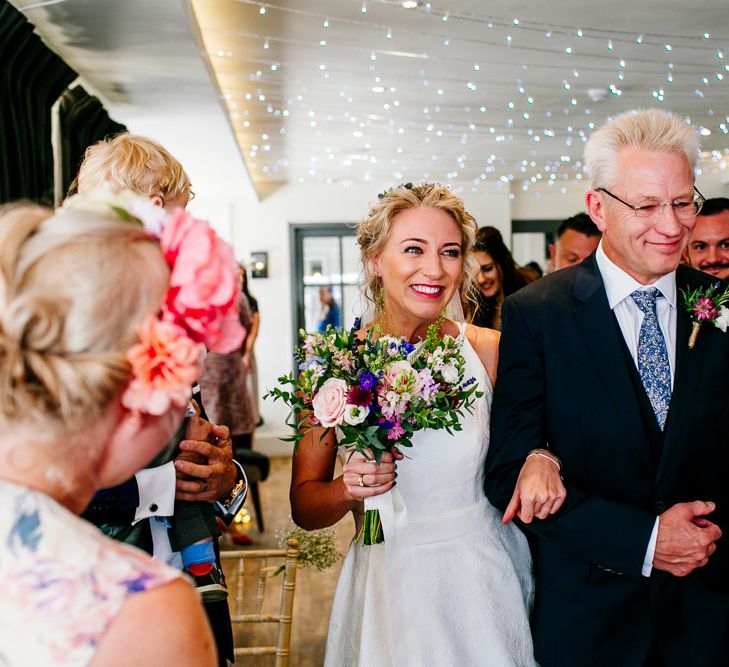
[{"x1": 266, "y1": 318, "x2": 481, "y2": 544}]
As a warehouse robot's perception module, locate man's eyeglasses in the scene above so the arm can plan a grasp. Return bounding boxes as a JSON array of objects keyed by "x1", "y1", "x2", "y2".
[{"x1": 597, "y1": 186, "x2": 705, "y2": 221}]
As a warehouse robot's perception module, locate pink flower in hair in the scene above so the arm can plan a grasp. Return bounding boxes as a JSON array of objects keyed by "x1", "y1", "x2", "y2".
[
  {"x1": 122, "y1": 316, "x2": 203, "y2": 415},
  {"x1": 160, "y1": 209, "x2": 244, "y2": 353}
]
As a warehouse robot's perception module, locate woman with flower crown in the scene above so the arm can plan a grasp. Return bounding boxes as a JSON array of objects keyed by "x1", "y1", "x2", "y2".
[
  {"x1": 0, "y1": 191, "x2": 243, "y2": 666},
  {"x1": 290, "y1": 183, "x2": 567, "y2": 666}
]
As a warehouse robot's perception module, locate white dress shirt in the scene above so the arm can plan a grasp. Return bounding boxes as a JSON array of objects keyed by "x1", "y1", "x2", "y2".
[
  {"x1": 133, "y1": 462, "x2": 181, "y2": 567},
  {"x1": 595, "y1": 242, "x2": 676, "y2": 577}
]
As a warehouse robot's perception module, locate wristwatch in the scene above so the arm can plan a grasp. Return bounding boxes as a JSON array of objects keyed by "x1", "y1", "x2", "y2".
[{"x1": 213, "y1": 460, "x2": 248, "y2": 525}]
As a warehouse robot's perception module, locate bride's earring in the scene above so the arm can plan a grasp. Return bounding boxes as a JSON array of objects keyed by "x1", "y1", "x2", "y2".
[
  {"x1": 375, "y1": 282, "x2": 384, "y2": 315},
  {"x1": 373, "y1": 282, "x2": 395, "y2": 336}
]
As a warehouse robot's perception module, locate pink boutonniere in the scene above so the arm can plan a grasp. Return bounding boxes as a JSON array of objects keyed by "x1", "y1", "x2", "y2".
[{"x1": 680, "y1": 283, "x2": 729, "y2": 348}]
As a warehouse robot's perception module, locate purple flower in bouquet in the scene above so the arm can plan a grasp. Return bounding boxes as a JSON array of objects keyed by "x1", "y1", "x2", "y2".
[
  {"x1": 359, "y1": 372, "x2": 377, "y2": 390},
  {"x1": 418, "y1": 368, "x2": 440, "y2": 404},
  {"x1": 299, "y1": 355, "x2": 325, "y2": 371},
  {"x1": 400, "y1": 341, "x2": 416, "y2": 356}
]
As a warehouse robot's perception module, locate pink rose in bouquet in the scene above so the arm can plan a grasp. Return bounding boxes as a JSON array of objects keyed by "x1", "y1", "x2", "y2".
[
  {"x1": 122, "y1": 316, "x2": 204, "y2": 415},
  {"x1": 161, "y1": 209, "x2": 244, "y2": 353},
  {"x1": 312, "y1": 378, "x2": 348, "y2": 428}
]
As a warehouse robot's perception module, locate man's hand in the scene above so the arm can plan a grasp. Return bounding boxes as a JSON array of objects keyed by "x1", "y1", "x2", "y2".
[
  {"x1": 174, "y1": 420, "x2": 238, "y2": 503},
  {"x1": 653, "y1": 501, "x2": 722, "y2": 577}
]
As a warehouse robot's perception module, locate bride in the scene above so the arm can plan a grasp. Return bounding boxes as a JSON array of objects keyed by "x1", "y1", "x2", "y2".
[{"x1": 290, "y1": 183, "x2": 565, "y2": 666}]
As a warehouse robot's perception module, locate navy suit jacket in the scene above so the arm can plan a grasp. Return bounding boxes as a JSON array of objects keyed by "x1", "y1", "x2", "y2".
[{"x1": 485, "y1": 255, "x2": 729, "y2": 667}]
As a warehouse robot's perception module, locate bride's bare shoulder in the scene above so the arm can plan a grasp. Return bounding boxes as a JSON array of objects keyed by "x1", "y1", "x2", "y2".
[{"x1": 464, "y1": 324, "x2": 500, "y2": 384}]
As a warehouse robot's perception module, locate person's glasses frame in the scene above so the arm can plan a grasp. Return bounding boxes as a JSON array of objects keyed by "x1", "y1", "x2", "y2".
[{"x1": 596, "y1": 186, "x2": 705, "y2": 220}]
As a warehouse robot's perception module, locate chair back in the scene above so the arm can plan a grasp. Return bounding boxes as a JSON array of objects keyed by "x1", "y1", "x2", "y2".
[{"x1": 220, "y1": 539, "x2": 299, "y2": 666}]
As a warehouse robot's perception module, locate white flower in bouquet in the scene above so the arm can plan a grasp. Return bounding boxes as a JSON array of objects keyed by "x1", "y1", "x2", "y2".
[
  {"x1": 312, "y1": 377, "x2": 348, "y2": 427},
  {"x1": 343, "y1": 404, "x2": 369, "y2": 425},
  {"x1": 440, "y1": 360, "x2": 460, "y2": 384},
  {"x1": 714, "y1": 306, "x2": 729, "y2": 332}
]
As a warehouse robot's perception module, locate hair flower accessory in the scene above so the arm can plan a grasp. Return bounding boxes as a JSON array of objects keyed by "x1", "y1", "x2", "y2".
[
  {"x1": 62, "y1": 184, "x2": 167, "y2": 235},
  {"x1": 160, "y1": 209, "x2": 244, "y2": 354},
  {"x1": 680, "y1": 282, "x2": 729, "y2": 348},
  {"x1": 64, "y1": 187, "x2": 245, "y2": 414},
  {"x1": 122, "y1": 316, "x2": 203, "y2": 415}
]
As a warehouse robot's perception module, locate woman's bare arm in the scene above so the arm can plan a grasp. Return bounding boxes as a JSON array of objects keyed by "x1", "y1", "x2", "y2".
[
  {"x1": 290, "y1": 425, "x2": 398, "y2": 530},
  {"x1": 91, "y1": 578, "x2": 216, "y2": 667},
  {"x1": 467, "y1": 323, "x2": 566, "y2": 523}
]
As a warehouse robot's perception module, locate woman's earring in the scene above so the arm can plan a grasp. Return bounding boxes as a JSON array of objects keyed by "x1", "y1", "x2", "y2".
[{"x1": 375, "y1": 283, "x2": 384, "y2": 314}]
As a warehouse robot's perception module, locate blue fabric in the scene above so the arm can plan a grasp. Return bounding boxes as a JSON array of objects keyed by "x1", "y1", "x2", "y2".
[
  {"x1": 631, "y1": 288, "x2": 671, "y2": 429},
  {"x1": 180, "y1": 539, "x2": 216, "y2": 568},
  {"x1": 317, "y1": 303, "x2": 341, "y2": 332}
]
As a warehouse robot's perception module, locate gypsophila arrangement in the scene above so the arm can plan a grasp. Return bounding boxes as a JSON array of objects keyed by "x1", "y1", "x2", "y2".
[
  {"x1": 680, "y1": 282, "x2": 729, "y2": 348},
  {"x1": 265, "y1": 318, "x2": 481, "y2": 544},
  {"x1": 286, "y1": 526, "x2": 341, "y2": 572},
  {"x1": 271, "y1": 523, "x2": 341, "y2": 576}
]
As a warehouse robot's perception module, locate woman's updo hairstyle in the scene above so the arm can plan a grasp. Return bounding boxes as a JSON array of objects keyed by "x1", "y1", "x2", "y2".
[
  {"x1": 0, "y1": 203, "x2": 169, "y2": 432},
  {"x1": 357, "y1": 182, "x2": 479, "y2": 317}
]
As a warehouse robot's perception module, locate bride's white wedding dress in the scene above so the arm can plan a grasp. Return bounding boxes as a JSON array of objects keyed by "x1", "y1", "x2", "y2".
[{"x1": 325, "y1": 323, "x2": 536, "y2": 667}]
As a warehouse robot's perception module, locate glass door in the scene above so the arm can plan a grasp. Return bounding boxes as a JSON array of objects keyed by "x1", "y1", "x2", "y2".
[{"x1": 291, "y1": 224, "x2": 362, "y2": 346}]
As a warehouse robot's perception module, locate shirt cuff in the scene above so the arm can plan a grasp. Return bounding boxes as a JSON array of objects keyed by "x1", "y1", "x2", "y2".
[
  {"x1": 133, "y1": 462, "x2": 176, "y2": 524},
  {"x1": 641, "y1": 517, "x2": 660, "y2": 577}
]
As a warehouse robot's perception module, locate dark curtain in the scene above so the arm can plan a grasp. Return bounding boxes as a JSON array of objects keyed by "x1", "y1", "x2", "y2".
[
  {"x1": 59, "y1": 86, "x2": 126, "y2": 198},
  {"x1": 0, "y1": 1, "x2": 125, "y2": 204},
  {"x1": 0, "y1": 0, "x2": 76, "y2": 204}
]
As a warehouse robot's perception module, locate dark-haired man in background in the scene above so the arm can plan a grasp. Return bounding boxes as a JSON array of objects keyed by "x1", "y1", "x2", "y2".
[
  {"x1": 547, "y1": 212, "x2": 602, "y2": 273},
  {"x1": 683, "y1": 197, "x2": 729, "y2": 280}
]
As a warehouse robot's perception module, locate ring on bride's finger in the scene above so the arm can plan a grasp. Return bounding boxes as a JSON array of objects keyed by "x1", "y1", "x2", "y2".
[{"x1": 358, "y1": 474, "x2": 365, "y2": 487}]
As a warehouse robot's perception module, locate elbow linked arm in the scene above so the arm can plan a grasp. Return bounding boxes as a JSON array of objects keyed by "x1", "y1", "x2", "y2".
[{"x1": 484, "y1": 297, "x2": 655, "y2": 579}]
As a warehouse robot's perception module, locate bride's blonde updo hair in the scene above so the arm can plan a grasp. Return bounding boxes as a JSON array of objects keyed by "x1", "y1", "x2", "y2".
[
  {"x1": 357, "y1": 182, "x2": 479, "y2": 318},
  {"x1": 0, "y1": 204, "x2": 169, "y2": 433}
]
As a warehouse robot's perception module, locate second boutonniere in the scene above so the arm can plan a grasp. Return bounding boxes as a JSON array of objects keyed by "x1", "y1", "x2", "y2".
[{"x1": 680, "y1": 282, "x2": 729, "y2": 348}]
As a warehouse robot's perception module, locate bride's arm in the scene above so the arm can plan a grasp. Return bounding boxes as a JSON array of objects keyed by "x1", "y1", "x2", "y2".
[
  {"x1": 290, "y1": 424, "x2": 398, "y2": 530},
  {"x1": 467, "y1": 324, "x2": 566, "y2": 525}
]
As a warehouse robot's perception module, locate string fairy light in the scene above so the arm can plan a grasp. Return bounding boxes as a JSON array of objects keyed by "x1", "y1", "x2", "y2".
[{"x1": 210, "y1": 0, "x2": 728, "y2": 193}]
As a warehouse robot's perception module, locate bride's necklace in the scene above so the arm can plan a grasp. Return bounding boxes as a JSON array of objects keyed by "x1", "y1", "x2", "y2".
[{"x1": 372, "y1": 307, "x2": 446, "y2": 344}]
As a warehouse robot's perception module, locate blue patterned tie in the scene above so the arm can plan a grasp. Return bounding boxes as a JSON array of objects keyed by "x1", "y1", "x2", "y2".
[{"x1": 630, "y1": 288, "x2": 671, "y2": 429}]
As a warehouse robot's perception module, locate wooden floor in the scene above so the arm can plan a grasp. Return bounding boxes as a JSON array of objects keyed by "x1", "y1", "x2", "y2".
[{"x1": 221, "y1": 457, "x2": 354, "y2": 667}]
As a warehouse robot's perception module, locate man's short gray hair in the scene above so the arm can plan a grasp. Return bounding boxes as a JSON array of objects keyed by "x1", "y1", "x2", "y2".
[{"x1": 584, "y1": 108, "x2": 699, "y2": 190}]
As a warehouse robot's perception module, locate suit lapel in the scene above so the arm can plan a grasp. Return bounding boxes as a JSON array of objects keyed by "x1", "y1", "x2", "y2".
[
  {"x1": 573, "y1": 256, "x2": 654, "y2": 469},
  {"x1": 657, "y1": 269, "x2": 705, "y2": 481}
]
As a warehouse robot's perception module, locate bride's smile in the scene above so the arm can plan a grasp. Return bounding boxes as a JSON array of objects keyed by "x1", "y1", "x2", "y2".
[{"x1": 373, "y1": 206, "x2": 463, "y2": 333}]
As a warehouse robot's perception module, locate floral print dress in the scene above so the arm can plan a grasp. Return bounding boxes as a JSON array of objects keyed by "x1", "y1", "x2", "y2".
[{"x1": 0, "y1": 480, "x2": 181, "y2": 666}]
